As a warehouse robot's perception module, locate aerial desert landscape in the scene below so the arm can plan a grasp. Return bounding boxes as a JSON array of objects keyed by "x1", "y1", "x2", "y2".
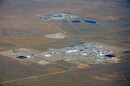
[{"x1": 0, "y1": 0, "x2": 130, "y2": 86}]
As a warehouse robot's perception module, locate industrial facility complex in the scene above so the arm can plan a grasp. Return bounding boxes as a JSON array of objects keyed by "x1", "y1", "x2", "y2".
[
  {"x1": 1, "y1": 42, "x2": 125, "y2": 65},
  {"x1": 39, "y1": 12, "x2": 77, "y2": 20},
  {"x1": 39, "y1": 12, "x2": 98, "y2": 25}
]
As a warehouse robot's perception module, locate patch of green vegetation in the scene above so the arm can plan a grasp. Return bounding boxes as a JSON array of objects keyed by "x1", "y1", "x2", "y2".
[
  {"x1": 79, "y1": 27, "x2": 91, "y2": 31},
  {"x1": 62, "y1": 20, "x2": 69, "y2": 23}
]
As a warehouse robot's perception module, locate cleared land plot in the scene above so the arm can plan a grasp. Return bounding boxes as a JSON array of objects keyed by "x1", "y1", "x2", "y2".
[{"x1": 45, "y1": 33, "x2": 68, "y2": 39}]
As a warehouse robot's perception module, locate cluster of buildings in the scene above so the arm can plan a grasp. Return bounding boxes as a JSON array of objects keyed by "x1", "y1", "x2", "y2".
[
  {"x1": 39, "y1": 12, "x2": 77, "y2": 20},
  {"x1": 36, "y1": 42, "x2": 119, "y2": 64},
  {"x1": 1, "y1": 42, "x2": 127, "y2": 65},
  {"x1": 2, "y1": 48, "x2": 50, "y2": 65},
  {"x1": 39, "y1": 12, "x2": 97, "y2": 25},
  {"x1": 8, "y1": 48, "x2": 36, "y2": 58}
]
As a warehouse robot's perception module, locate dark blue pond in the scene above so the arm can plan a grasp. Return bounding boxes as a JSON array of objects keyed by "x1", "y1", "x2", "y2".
[
  {"x1": 83, "y1": 20, "x2": 97, "y2": 24},
  {"x1": 71, "y1": 20, "x2": 81, "y2": 23},
  {"x1": 79, "y1": 49, "x2": 84, "y2": 51},
  {"x1": 105, "y1": 54, "x2": 115, "y2": 58},
  {"x1": 123, "y1": 51, "x2": 130, "y2": 54},
  {"x1": 16, "y1": 56, "x2": 28, "y2": 59}
]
